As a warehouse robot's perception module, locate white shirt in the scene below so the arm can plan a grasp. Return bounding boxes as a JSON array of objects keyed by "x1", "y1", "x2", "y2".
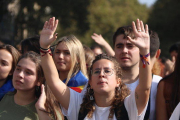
[
  {"x1": 125, "y1": 75, "x2": 162, "y2": 120},
  {"x1": 169, "y1": 102, "x2": 180, "y2": 120},
  {"x1": 62, "y1": 88, "x2": 148, "y2": 120}
]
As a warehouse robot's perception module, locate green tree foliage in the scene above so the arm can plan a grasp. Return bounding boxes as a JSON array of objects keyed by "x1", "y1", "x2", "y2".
[
  {"x1": 0, "y1": 0, "x2": 16, "y2": 45},
  {"x1": 13, "y1": 0, "x2": 90, "y2": 44},
  {"x1": 147, "y1": 0, "x2": 180, "y2": 57},
  {"x1": 80, "y1": 0, "x2": 149, "y2": 46},
  {"x1": 1, "y1": 0, "x2": 149, "y2": 47}
]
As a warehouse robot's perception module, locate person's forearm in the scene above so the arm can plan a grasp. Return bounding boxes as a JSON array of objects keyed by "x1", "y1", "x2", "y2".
[
  {"x1": 40, "y1": 17, "x2": 70, "y2": 110},
  {"x1": 138, "y1": 52, "x2": 151, "y2": 90},
  {"x1": 40, "y1": 49, "x2": 70, "y2": 110},
  {"x1": 102, "y1": 42, "x2": 115, "y2": 56}
]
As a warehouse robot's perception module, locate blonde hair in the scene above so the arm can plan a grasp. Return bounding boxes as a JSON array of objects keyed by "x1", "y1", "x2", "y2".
[{"x1": 54, "y1": 35, "x2": 88, "y2": 84}]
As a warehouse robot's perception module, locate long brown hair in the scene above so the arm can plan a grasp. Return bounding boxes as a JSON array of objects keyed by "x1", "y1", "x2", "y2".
[
  {"x1": 16, "y1": 51, "x2": 44, "y2": 98},
  {"x1": 18, "y1": 51, "x2": 63, "y2": 120},
  {"x1": 171, "y1": 45, "x2": 180, "y2": 111},
  {"x1": 45, "y1": 85, "x2": 64, "y2": 120},
  {"x1": 80, "y1": 54, "x2": 130, "y2": 119}
]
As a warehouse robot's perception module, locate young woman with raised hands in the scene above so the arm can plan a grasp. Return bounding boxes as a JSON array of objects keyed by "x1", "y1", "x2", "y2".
[
  {"x1": 42, "y1": 19, "x2": 88, "y2": 93},
  {"x1": 40, "y1": 17, "x2": 151, "y2": 120},
  {"x1": 0, "y1": 44, "x2": 20, "y2": 100}
]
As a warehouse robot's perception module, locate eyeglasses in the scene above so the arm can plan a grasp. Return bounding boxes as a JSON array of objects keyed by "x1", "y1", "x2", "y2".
[{"x1": 91, "y1": 68, "x2": 114, "y2": 76}]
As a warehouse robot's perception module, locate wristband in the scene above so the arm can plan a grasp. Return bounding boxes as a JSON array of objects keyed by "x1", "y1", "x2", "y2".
[
  {"x1": 140, "y1": 53, "x2": 150, "y2": 68},
  {"x1": 40, "y1": 47, "x2": 50, "y2": 51},
  {"x1": 40, "y1": 49, "x2": 52, "y2": 56}
]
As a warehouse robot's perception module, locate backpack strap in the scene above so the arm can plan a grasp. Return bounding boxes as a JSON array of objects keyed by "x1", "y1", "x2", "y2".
[
  {"x1": 144, "y1": 96, "x2": 150, "y2": 120},
  {"x1": 115, "y1": 103, "x2": 129, "y2": 120},
  {"x1": 78, "y1": 106, "x2": 90, "y2": 120},
  {"x1": 64, "y1": 116, "x2": 68, "y2": 120}
]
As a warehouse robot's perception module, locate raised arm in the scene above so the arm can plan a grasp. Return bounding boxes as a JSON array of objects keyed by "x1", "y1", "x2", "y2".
[
  {"x1": 127, "y1": 19, "x2": 152, "y2": 115},
  {"x1": 91, "y1": 33, "x2": 115, "y2": 56},
  {"x1": 40, "y1": 17, "x2": 70, "y2": 110}
]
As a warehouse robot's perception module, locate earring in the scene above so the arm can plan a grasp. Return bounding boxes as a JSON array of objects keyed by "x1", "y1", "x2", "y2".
[
  {"x1": 88, "y1": 87, "x2": 94, "y2": 100},
  {"x1": 90, "y1": 95, "x2": 94, "y2": 100}
]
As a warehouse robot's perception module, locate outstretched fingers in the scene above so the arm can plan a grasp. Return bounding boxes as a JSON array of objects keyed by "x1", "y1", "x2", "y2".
[
  {"x1": 52, "y1": 19, "x2": 59, "y2": 32},
  {"x1": 132, "y1": 21, "x2": 138, "y2": 34},
  {"x1": 136, "y1": 19, "x2": 141, "y2": 32},
  {"x1": 43, "y1": 17, "x2": 59, "y2": 32},
  {"x1": 47, "y1": 18, "x2": 52, "y2": 29},
  {"x1": 51, "y1": 17, "x2": 55, "y2": 30},
  {"x1": 92, "y1": 33, "x2": 99, "y2": 37},
  {"x1": 145, "y1": 24, "x2": 149, "y2": 34},
  {"x1": 140, "y1": 21, "x2": 145, "y2": 32},
  {"x1": 49, "y1": 17, "x2": 53, "y2": 30},
  {"x1": 43, "y1": 21, "x2": 48, "y2": 29}
]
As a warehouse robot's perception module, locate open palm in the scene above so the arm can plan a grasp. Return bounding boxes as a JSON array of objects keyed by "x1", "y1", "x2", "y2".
[
  {"x1": 128, "y1": 19, "x2": 150, "y2": 55},
  {"x1": 40, "y1": 17, "x2": 58, "y2": 49}
]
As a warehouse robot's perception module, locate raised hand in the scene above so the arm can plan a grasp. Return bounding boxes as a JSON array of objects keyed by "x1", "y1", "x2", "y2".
[
  {"x1": 40, "y1": 17, "x2": 58, "y2": 49},
  {"x1": 91, "y1": 33, "x2": 115, "y2": 56},
  {"x1": 91, "y1": 33, "x2": 106, "y2": 46},
  {"x1": 127, "y1": 19, "x2": 150, "y2": 55}
]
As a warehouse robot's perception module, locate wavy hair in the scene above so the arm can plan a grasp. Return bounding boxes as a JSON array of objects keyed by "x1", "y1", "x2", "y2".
[{"x1": 80, "y1": 54, "x2": 130, "y2": 119}]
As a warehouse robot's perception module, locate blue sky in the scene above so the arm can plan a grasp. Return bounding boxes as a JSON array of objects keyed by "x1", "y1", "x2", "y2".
[{"x1": 138, "y1": 0, "x2": 157, "y2": 7}]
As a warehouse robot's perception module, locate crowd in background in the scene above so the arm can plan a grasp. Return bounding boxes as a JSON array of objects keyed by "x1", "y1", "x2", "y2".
[{"x1": 0, "y1": 17, "x2": 180, "y2": 120}]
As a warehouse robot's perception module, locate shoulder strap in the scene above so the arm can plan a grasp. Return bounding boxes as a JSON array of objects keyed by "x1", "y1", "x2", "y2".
[
  {"x1": 115, "y1": 103, "x2": 129, "y2": 120},
  {"x1": 144, "y1": 96, "x2": 151, "y2": 120},
  {"x1": 78, "y1": 106, "x2": 90, "y2": 120}
]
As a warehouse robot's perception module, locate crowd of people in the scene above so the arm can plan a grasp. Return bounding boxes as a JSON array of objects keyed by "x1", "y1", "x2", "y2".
[{"x1": 0, "y1": 17, "x2": 179, "y2": 120}]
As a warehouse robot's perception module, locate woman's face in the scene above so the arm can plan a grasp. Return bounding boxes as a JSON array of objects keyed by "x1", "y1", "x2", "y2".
[
  {"x1": 89, "y1": 59, "x2": 120, "y2": 94},
  {"x1": 13, "y1": 58, "x2": 39, "y2": 91},
  {"x1": 53, "y1": 42, "x2": 72, "y2": 72},
  {"x1": 0, "y1": 49, "x2": 13, "y2": 81}
]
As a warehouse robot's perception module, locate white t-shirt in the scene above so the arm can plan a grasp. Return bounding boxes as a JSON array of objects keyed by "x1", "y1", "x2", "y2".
[
  {"x1": 62, "y1": 88, "x2": 148, "y2": 120},
  {"x1": 125, "y1": 75, "x2": 162, "y2": 120},
  {"x1": 169, "y1": 102, "x2": 180, "y2": 120}
]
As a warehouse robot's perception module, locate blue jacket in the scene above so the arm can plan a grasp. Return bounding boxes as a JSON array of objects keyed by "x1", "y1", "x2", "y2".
[{"x1": 0, "y1": 79, "x2": 14, "y2": 100}]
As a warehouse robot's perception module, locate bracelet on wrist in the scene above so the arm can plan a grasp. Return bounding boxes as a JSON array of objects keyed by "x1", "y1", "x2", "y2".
[
  {"x1": 40, "y1": 47, "x2": 50, "y2": 51},
  {"x1": 40, "y1": 49, "x2": 52, "y2": 56},
  {"x1": 140, "y1": 53, "x2": 150, "y2": 68}
]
